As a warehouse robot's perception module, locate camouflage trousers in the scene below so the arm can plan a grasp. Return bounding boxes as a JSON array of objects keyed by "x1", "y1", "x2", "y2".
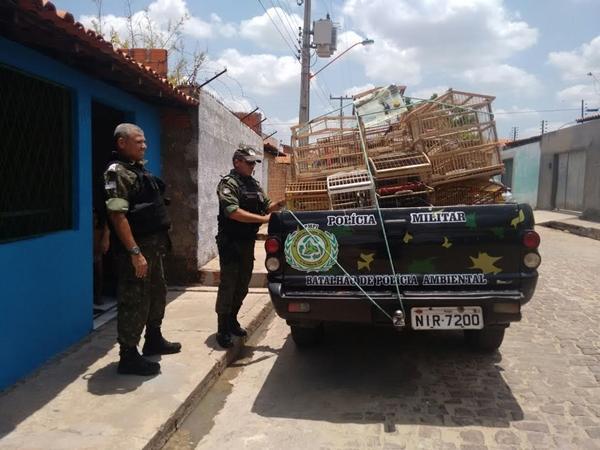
[
  {"x1": 215, "y1": 235, "x2": 255, "y2": 315},
  {"x1": 116, "y1": 234, "x2": 168, "y2": 347}
]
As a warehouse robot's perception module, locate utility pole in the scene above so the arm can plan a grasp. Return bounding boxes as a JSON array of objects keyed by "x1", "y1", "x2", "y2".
[
  {"x1": 510, "y1": 126, "x2": 519, "y2": 141},
  {"x1": 581, "y1": 99, "x2": 585, "y2": 120},
  {"x1": 330, "y1": 94, "x2": 352, "y2": 132},
  {"x1": 298, "y1": 0, "x2": 311, "y2": 130}
]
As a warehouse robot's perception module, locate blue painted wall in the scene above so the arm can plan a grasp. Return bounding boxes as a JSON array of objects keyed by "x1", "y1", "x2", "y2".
[
  {"x1": 0, "y1": 37, "x2": 161, "y2": 390},
  {"x1": 501, "y1": 141, "x2": 541, "y2": 208}
]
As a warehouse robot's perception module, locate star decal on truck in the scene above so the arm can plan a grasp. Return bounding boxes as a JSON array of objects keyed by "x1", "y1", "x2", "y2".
[
  {"x1": 510, "y1": 210, "x2": 525, "y2": 229},
  {"x1": 403, "y1": 231, "x2": 413, "y2": 244},
  {"x1": 469, "y1": 252, "x2": 503, "y2": 274},
  {"x1": 357, "y1": 253, "x2": 375, "y2": 271},
  {"x1": 442, "y1": 236, "x2": 452, "y2": 248}
]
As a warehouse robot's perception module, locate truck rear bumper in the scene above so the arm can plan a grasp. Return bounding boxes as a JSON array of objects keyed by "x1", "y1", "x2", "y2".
[{"x1": 268, "y1": 283, "x2": 524, "y2": 327}]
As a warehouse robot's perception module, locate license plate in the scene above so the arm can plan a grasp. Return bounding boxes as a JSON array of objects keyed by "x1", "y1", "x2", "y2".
[{"x1": 411, "y1": 306, "x2": 484, "y2": 330}]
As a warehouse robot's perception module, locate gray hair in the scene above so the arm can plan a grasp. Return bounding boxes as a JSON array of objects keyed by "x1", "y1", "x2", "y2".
[{"x1": 114, "y1": 123, "x2": 144, "y2": 143}]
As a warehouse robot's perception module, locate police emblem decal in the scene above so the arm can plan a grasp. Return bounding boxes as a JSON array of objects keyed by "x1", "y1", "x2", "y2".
[{"x1": 284, "y1": 224, "x2": 338, "y2": 272}]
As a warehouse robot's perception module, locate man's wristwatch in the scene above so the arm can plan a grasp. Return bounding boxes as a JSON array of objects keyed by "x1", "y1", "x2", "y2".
[{"x1": 128, "y1": 246, "x2": 141, "y2": 255}]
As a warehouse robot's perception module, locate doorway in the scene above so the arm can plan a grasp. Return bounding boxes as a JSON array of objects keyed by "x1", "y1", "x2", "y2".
[
  {"x1": 554, "y1": 150, "x2": 586, "y2": 212},
  {"x1": 91, "y1": 101, "x2": 127, "y2": 327}
]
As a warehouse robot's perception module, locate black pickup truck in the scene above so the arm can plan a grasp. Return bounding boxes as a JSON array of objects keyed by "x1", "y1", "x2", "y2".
[{"x1": 264, "y1": 203, "x2": 540, "y2": 352}]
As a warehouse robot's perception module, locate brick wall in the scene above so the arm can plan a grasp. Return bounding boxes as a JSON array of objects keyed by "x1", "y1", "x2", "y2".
[
  {"x1": 161, "y1": 106, "x2": 199, "y2": 284},
  {"x1": 267, "y1": 154, "x2": 291, "y2": 201}
]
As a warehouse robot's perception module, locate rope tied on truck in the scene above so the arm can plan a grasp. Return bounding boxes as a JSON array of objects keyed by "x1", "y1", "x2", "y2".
[{"x1": 284, "y1": 90, "x2": 501, "y2": 329}]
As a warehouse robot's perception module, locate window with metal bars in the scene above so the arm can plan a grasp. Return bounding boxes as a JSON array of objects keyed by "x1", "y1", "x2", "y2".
[{"x1": 0, "y1": 64, "x2": 73, "y2": 243}]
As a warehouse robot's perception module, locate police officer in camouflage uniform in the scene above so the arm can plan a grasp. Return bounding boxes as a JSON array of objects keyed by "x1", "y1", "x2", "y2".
[
  {"x1": 215, "y1": 146, "x2": 284, "y2": 348},
  {"x1": 104, "y1": 123, "x2": 181, "y2": 376}
]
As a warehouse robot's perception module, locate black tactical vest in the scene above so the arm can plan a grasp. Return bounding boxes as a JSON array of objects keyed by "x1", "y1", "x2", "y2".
[
  {"x1": 110, "y1": 157, "x2": 171, "y2": 237},
  {"x1": 217, "y1": 172, "x2": 266, "y2": 240}
]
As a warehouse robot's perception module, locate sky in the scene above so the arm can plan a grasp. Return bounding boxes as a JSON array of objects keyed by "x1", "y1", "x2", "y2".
[{"x1": 51, "y1": 0, "x2": 600, "y2": 144}]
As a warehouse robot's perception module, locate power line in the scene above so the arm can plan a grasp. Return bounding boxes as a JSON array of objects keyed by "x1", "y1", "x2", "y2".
[
  {"x1": 257, "y1": 0, "x2": 301, "y2": 60},
  {"x1": 273, "y1": 0, "x2": 301, "y2": 49},
  {"x1": 494, "y1": 107, "x2": 580, "y2": 115},
  {"x1": 269, "y1": 0, "x2": 301, "y2": 53}
]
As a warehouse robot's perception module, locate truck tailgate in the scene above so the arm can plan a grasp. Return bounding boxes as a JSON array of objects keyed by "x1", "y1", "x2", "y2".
[{"x1": 270, "y1": 204, "x2": 532, "y2": 293}]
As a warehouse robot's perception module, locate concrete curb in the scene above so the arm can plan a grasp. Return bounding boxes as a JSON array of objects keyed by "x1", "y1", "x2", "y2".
[
  {"x1": 199, "y1": 269, "x2": 268, "y2": 288},
  {"x1": 143, "y1": 298, "x2": 274, "y2": 450},
  {"x1": 539, "y1": 221, "x2": 600, "y2": 241}
]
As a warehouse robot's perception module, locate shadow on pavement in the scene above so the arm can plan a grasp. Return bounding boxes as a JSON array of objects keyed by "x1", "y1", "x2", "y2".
[
  {"x1": 0, "y1": 290, "x2": 186, "y2": 439},
  {"x1": 251, "y1": 323, "x2": 523, "y2": 429},
  {"x1": 84, "y1": 362, "x2": 158, "y2": 395}
]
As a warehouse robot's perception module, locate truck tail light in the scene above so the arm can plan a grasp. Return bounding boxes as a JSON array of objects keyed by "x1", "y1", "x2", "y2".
[
  {"x1": 288, "y1": 302, "x2": 310, "y2": 313},
  {"x1": 265, "y1": 237, "x2": 280, "y2": 254},
  {"x1": 522, "y1": 230, "x2": 540, "y2": 249},
  {"x1": 523, "y1": 252, "x2": 541, "y2": 269},
  {"x1": 265, "y1": 256, "x2": 281, "y2": 272}
]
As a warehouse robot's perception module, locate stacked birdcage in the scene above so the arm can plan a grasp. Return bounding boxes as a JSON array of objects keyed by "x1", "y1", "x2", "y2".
[
  {"x1": 292, "y1": 131, "x2": 365, "y2": 181},
  {"x1": 284, "y1": 87, "x2": 507, "y2": 211},
  {"x1": 368, "y1": 151, "x2": 433, "y2": 208},
  {"x1": 406, "y1": 90, "x2": 504, "y2": 187},
  {"x1": 326, "y1": 170, "x2": 375, "y2": 210},
  {"x1": 285, "y1": 180, "x2": 330, "y2": 211},
  {"x1": 431, "y1": 178, "x2": 507, "y2": 206}
]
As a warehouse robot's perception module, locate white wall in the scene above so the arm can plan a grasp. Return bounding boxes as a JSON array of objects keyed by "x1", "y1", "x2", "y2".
[
  {"x1": 501, "y1": 141, "x2": 541, "y2": 208},
  {"x1": 197, "y1": 91, "x2": 264, "y2": 267}
]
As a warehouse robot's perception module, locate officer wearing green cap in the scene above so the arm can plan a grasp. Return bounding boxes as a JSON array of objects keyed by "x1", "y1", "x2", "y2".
[
  {"x1": 104, "y1": 123, "x2": 181, "y2": 376},
  {"x1": 215, "y1": 146, "x2": 284, "y2": 348}
]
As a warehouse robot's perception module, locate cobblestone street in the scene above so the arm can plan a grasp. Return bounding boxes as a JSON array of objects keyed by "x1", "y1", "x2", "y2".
[{"x1": 167, "y1": 226, "x2": 600, "y2": 450}]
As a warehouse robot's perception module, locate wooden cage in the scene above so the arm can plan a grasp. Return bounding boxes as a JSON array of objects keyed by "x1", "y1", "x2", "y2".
[
  {"x1": 326, "y1": 170, "x2": 375, "y2": 210},
  {"x1": 431, "y1": 178, "x2": 507, "y2": 206},
  {"x1": 285, "y1": 180, "x2": 330, "y2": 211},
  {"x1": 429, "y1": 144, "x2": 504, "y2": 185}
]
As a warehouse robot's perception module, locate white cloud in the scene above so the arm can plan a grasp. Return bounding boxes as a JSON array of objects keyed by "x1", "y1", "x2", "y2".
[
  {"x1": 494, "y1": 106, "x2": 540, "y2": 122},
  {"x1": 556, "y1": 84, "x2": 599, "y2": 106},
  {"x1": 212, "y1": 49, "x2": 300, "y2": 96},
  {"x1": 341, "y1": 0, "x2": 538, "y2": 79},
  {"x1": 548, "y1": 35, "x2": 600, "y2": 81},
  {"x1": 80, "y1": 0, "x2": 236, "y2": 45},
  {"x1": 239, "y1": 7, "x2": 302, "y2": 52},
  {"x1": 344, "y1": 83, "x2": 376, "y2": 96},
  {"x1": 204, "y1": 86, "x2": 254, "y2": 112},
  {"x1": 267, "y1": 116, "x2": 298, "y2": 145},
  {"x1": 337, "y1": 31, "x2": 421, "y2": 84},
  {"x1": 463, "y1": 64, "x2": 539, "y2": 93},
  {"x1": 405, "y1": 85, "x2": 449, "y2": 102}
]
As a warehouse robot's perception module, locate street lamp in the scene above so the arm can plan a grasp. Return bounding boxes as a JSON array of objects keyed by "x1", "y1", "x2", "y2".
[
  {"x1": 298, "y1": 37, "x2": 374, "y2": 134},
  {"x1": 309, "y1": 39, "x2": 374, "y2": 80}
]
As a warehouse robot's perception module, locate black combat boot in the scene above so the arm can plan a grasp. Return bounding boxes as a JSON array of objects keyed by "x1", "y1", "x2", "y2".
[
  {"x1": 118, "y1": 345, "x2": 161, "y2": 376},
  {"x1": 216, "y1": 314, "x2": 234, "y2": 348},
  {"x1": 229, "y1": 311, "x2": 247, "y2": 337},
  {"x1": 142, "y1": 326, "x2": 182, "y2": 356}
]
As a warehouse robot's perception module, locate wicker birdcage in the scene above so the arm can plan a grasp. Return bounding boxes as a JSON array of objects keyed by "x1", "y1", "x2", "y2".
[
  {"x1": 414, "y1": 121, "x2": 498, "y2": 155},
  {"x1": 327, "y1": 170, "x2": 375, "y2": 210},
  {"x1": 431, "y1": 178, "x2": 507, "y2": 206},
  {"x1": 368, "y1": 151, "x2": 432, "y2": 180},
  {"x1": 375, "y1": 176, "x2": 433, "y2": 208},
  {"x1": 285, "y1": 180, "x2": 330, "y2": 211},
  {"x1": 429, "y1": 143, "x2": 504, "y2": 185},
  {"x1": 406, "y1": 89, "x2": 496, "y2": 143},
  {"x1": 292, "y1": 132, "x2": 367, "y2": 180}
]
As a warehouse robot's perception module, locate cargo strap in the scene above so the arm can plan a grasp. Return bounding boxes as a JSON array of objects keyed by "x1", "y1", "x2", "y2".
[
  {"x1": 355, "y1": 110, "x2": 407, "y2": 327},
  {"x1": 286, "y1": 209, "x2": 395, "y2": 322}
]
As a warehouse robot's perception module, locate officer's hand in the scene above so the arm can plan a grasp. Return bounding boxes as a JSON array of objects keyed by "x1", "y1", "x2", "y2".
[
  {"x1": 131, "y1": 254, "x2": 148, "y2": 278},
  {"x1": 263, "y1": 213, "x2": 272, "y2": 223}
]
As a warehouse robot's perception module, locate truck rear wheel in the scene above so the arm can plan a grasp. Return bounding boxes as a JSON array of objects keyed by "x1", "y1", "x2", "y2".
[
  {"x1": 290, "y1": 324, "x2": 323, "y2": 347},
  {"x1": 465, "y1": 326, "x2": 505, "y2": 352}
]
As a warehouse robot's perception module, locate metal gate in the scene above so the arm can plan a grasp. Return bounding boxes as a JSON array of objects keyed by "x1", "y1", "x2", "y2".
[{"x1": 555, "y1": 150, "x2": 586, "y2": 212}]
